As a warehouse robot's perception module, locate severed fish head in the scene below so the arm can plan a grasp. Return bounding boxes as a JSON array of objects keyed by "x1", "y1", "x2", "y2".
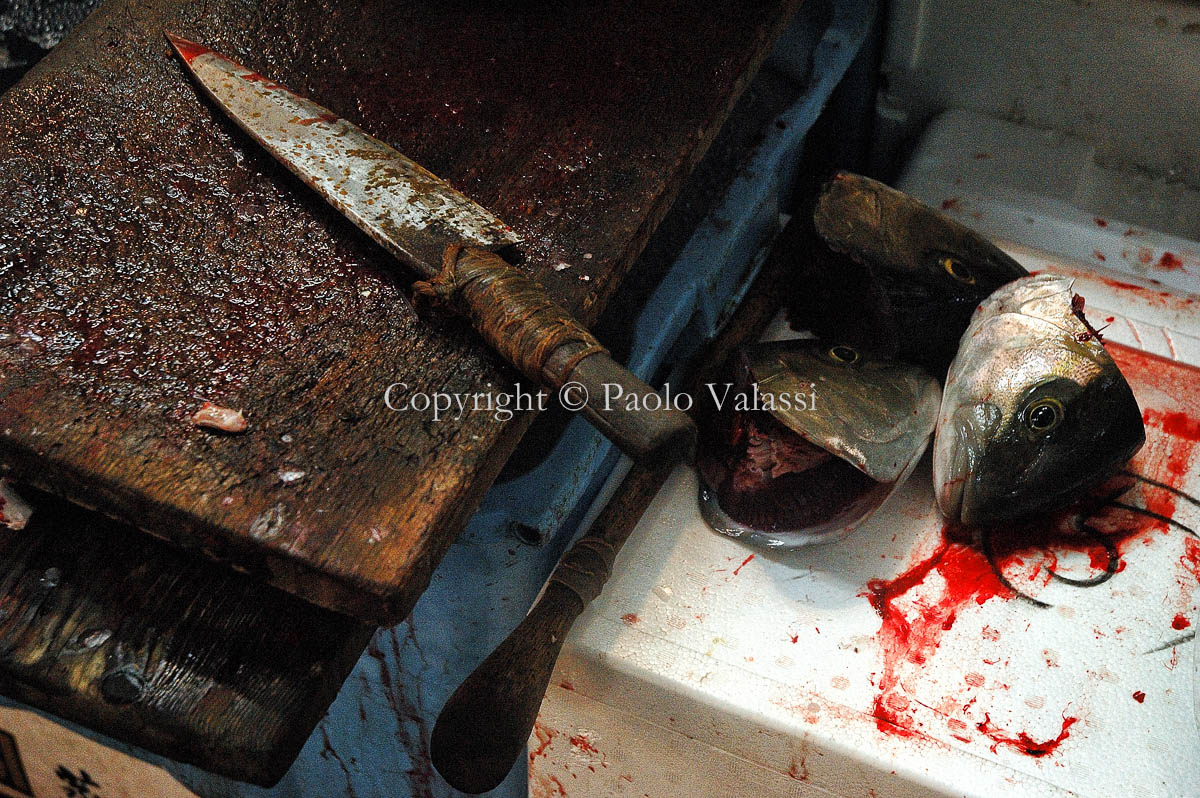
[
  {"x1": 933, "y1": 274, "x2": 1145, "y2": 525},
  {"x1": 792, "y1": 172, "x2": 1028, "y2": 375},
  {"x1": 696, "y1": 339, "x2": 940, "y2": 548}
]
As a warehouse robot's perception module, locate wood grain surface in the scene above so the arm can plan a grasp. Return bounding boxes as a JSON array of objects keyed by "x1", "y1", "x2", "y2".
[
  {"x1": 0, "y1": 483, "x2": 372, "y2": 785},
  {"x1": 0, "y1": 0, "x2": 800, "y2": 622}
]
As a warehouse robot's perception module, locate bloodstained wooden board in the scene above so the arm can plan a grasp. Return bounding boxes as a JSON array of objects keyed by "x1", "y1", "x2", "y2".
[
  {"x1": 0, "y1": 0, "x2": 801, "y2": 622},
  {"x1": 0, "y1": 484, "x2": 372, "y2": 785}
]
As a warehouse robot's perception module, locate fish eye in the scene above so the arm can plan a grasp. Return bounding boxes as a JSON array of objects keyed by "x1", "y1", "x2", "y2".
[
  {"x1": 940, "y1": 255, "x2": 975, "y2": 284},
  {"x1": 1024, "y1": 397, "x2": 1064, "y2": 432},
  {"x1": 827, "y1": 345, "x2": 860, "y2": 364}
]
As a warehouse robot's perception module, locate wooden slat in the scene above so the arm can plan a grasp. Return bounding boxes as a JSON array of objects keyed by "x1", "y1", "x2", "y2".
[
  {"x1": 0, "y1": 484, "x2": 372, "y2": 786},
  {"x1": 0, "y1": 0, "x2": 799, "y2": 622}
]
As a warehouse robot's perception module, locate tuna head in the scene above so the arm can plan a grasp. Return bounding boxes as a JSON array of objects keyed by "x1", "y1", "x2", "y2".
[
  {"x1": 809, "y1": 172, "x2": 1029, "y2": 374},
  {"x1": 932, "y1": 274, "x2": 1145, "y2": 525}
]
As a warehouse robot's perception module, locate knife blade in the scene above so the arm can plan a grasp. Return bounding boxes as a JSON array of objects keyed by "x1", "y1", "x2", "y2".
[{"x1": 166, "y1": 33, "x2": 696, "y2": 467}]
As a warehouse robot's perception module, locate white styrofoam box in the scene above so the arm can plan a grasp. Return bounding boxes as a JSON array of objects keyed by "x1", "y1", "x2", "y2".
[
  {"x1": 531, "y1": 118, "x2": 1200, "y2": 798},
  {"x1": 880, "y1": 0, "x2": 1200, "y2": 193},
  {"x1": 533, "y1": 342, "x2": 1200, "y2": 797},
  {"x1": 898, "y1": 108, "x2": 1200, "y2": 362}
]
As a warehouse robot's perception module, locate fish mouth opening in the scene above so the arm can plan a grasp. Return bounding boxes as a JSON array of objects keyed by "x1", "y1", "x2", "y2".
[{"x1": 934, "y1": 401, "x2": 1000, "y2": 523}]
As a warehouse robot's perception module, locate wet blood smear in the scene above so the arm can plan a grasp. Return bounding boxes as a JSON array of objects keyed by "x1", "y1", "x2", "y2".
[
  {"x1": 570, "y1": 734, "x2": 599, "y2": 755},
  {"x1": 620, "y1": 613, "x2": 639, "y2": 625},
  {"x1": 167, "y1": 35, "x2": 210, "y2": 63},
  {"x1": 530, "y1": 723, "x2": 554, "y2": 763},
  {"x1": 975, "y1": 713, "x2": 1078, "y2": 757},
  {"x1": 733, "y1": 554, "x2": 755, "y2": 575},
  {"x1": 530, "y1": 773, "x2": 567, "y2": 798},
  {"x1": 1112, "y1": 346, "x2": 1200, "y2": 530},
  {"x1": 1172, "y1": 613, "x2": 1191, "y2": 630},
  {"x1": 1132, "y1": 691, "x2": 1146, "y2": 703},
  {"x1": 862, "y1": 524, "x2": 1009, "y2": 736},
  {"x1": 1101, "y1": 277, "x2": 1146, "y2": 292},
  {"x1": 1154, "y1": 411, "x2": 1200, "y2": 442},
  {"x1": 1158, "y1": 252, "x2": 1183, "y2": 270}
]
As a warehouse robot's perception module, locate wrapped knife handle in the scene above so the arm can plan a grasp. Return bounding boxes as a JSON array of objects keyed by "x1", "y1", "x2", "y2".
[{"x1": 414, "y1": 245, "x2": 696, "y2": 467}]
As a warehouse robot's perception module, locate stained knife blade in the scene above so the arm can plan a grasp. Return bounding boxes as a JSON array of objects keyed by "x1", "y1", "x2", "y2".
[
  {"x1": 166, "y1": 34, "x2": 518, "y2": 276},
  {"x1": 166, "y1": 34, "x2": 696, "y2": 467}
]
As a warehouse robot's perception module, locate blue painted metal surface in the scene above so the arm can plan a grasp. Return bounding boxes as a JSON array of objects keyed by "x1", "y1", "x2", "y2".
[{"x1": 1, "y1": 1, "x2": 876, "y2": 794}]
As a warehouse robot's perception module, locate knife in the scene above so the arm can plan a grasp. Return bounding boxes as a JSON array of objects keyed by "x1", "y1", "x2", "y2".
[{"x1": 166, "y1": 34, "x2": 696, "y2": 467}]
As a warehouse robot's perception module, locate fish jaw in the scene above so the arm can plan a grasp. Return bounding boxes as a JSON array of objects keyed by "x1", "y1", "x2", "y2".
[{"x1": 933, "y1": 400, "x2": 1000, "y2": 522}]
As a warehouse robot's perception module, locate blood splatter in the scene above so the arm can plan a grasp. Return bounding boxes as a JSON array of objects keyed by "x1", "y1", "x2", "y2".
[
  {"x1": 530, "y1": 772, "x2": 568, "y2": 798},
  {"x1": 975, "y1": 713, "x2": 1078, "y2": 757},
  {"x1": 862, "y1": 524, "x2": 1010, "y2": 736},
  {"x1": 1094, "y1": 217, "x2": 1108, "y2": 228},
  {"x1": 620, "y1": 613, "x2": 639, "y2": 625},
  {"x1": 530, "y1": 722, "x2": 554, "y2": 762},
  {"x1": 1172, "y1": 613, "x2": 1191, "y2": 630},
  {"x1": 1157, "y1": 252, "x2": 1183, "y2": 270},
  {"x1": 1132, "y1": 691, "x2": 1146, "y2": 703},
  {"x1": 1101, "y1": 277, "x2": 1146, "y2": 292},
  {"x1": 941, "y1": 197, "x2": 961, "y2": 211},
  {"x1": 1151, "y1": 411, "x2": 1200, "y2": 443},
  {"x1": 569, "y1": 734, "x2": 599, "y2": 755},
  {"x1": 733, "y1": 554, "x2": 754, "y2": 575}
]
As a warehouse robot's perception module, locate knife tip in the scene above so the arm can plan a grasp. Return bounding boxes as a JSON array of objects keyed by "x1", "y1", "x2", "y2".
[{"x1": 163, "y1": 31, "x2": 208, "y2": 64}]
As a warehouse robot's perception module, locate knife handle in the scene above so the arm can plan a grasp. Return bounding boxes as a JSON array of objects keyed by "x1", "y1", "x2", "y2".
[
  {"x1": 431, "y1": 463, "x2": 668, "y2": 794},
  {"x1": 415, "y1": 245, "x2": 697, "y2": 467}
]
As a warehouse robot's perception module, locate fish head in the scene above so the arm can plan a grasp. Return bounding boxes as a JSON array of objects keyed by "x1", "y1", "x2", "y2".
[
  {"x1": 812, "y1": 172, "x2": 1029, "y2": 371},
  {"x1": 814, "y1": 172, "x2": 1028, "y2": 302},
  {"x1": 696, "y1": 339, "x2": 941, "y2": 549},
  {"x1": 933, "y1": 277, "x2": 1145, "y2": 525}
]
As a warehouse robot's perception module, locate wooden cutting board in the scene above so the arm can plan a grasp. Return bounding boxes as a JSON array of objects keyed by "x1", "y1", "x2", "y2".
[{"x1": 0, "y1": 0, "x2": 800, "y2": 623}]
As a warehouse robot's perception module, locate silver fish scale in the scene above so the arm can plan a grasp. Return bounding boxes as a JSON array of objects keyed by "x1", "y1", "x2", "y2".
[{"x1": 182, "y1": 47, "x2": 520, "y2": 275}]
